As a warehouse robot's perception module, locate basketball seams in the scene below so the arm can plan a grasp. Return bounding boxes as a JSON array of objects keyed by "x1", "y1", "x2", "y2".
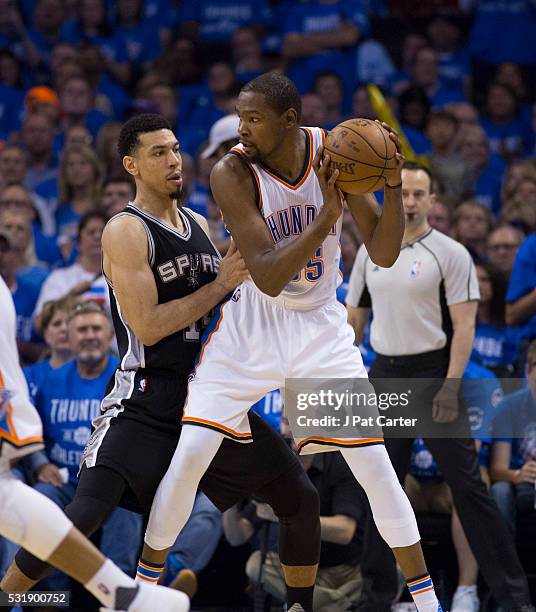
[
  {"x1": 323, "y1": 144, "x2": 397, "y2": 170},
  {"x1": 338, "y1": 121, "x2": 396, "y2": 160}
]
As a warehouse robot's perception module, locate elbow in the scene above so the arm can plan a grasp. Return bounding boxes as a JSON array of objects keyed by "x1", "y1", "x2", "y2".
[
  {"x1": 250, "y1": 270, "x2": 284, "y2": 297},
  {"x1": 369, "y1": 253, "x2": 398, "y2": 268},
  {"x1": 135, "y1": 328, "x2": 160, "y2": 346}
]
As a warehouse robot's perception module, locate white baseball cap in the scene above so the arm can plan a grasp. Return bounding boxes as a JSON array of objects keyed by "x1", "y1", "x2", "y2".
[{"x1": 201, "y1": 114, "x2": 240, "y2": 159}]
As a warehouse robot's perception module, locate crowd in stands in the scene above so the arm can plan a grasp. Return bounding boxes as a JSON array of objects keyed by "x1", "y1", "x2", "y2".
[{"x1": 1, "y1": 0, "x2": 536, "y2": 609}]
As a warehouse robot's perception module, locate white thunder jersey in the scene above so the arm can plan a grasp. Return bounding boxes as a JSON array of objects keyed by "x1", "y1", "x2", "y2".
[
  {"x1": 231, "y1": 127, "x2": 343, "y2": 309},
  {"x1": 0, "y1": 277, "x2": 43, "y2": 463},
  {"x1": 183, "y1": 127, "x2": 374, "y2": 453}
]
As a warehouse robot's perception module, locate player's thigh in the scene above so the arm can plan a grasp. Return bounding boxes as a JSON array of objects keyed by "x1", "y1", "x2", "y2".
[
  {"x1": 200, "y1": 412, "x2": 300, "y2": 511},
  {"x1": 291, "y1": 300, "x2": 367, "y2": 379}
]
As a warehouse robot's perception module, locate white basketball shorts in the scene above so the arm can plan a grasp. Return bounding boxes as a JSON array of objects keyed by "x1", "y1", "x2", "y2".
[{"x1": 182, "y1": 283, "x2": 383, "y2": 453}]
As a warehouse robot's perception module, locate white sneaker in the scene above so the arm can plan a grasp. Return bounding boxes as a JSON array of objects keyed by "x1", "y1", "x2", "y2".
[
  {"x1": 101, "y1": 582, "x2": 190, "y2": 612},
  {"x1": 451, "y1": 586, "x2": 479, "y2": 612},
  {"x1": 391, "y1": 604, "x2": 416, "y2": 611}
]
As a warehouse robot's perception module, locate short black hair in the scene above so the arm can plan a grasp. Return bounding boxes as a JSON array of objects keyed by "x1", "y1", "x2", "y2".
[
  {"x1": 241, "y1": 73, "x2": 301, "y2": 122},
  {"x1": 402, "y1": 161, "x2": 435, "y2": 192},
  {"x1": 118, "y1": 113, "x2": 172, "y2": 159}
]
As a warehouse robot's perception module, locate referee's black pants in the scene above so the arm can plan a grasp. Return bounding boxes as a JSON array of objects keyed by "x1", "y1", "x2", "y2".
[{"x1": 357, "y1": 349, "x2": 532, "y2": 611}]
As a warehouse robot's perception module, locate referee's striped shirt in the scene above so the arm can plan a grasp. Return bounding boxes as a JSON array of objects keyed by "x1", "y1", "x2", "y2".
[{"x1": 346, "y1": 228, "x2": 480, "y2": 357}]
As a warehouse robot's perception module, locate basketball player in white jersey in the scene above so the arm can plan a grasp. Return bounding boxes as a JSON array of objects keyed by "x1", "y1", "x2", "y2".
[
  {"x1": 0, "y1": 274, "x2": 188, "y2": 612},
  {"x1": 142, "y1": 74, "x2": 442, "y2": 612}
]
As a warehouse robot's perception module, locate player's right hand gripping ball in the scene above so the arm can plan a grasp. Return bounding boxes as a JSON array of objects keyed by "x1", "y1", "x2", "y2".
[{"x1": 325, "y1": 118, "x2": 397, "y2": 195}]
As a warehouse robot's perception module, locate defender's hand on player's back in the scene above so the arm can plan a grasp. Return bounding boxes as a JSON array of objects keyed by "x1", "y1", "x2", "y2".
[
  {"x1": 313, "y1": 145, "x2": 342, "y2": 227},
  {"x1": 215, "y1": 240, "x2": 249, "y2": 292}
]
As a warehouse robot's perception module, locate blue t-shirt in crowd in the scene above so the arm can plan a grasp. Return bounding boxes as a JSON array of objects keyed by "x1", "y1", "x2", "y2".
[
  {"x1": 0, "y1": 84, "x2": 24, "y2": 141},
  {"x1": 437, "y1": 49, "x2": 471, "y2": 90},
  {"x1": 186, "y1": 184, "x2": 209, "y2": 218},
  {"x1": 12, "y1": 270, "x2": 46, "y2": 343},
  {"x1": 480, "y1": 116, "x2": 534, "y2": 160},
  {"x1": 116, "y1": 20, "x2": 161, "y2": 64},
  {"x1": 472, "y1": 153, "x2": 505, "y2": 215},
  {"x1": 180, "y1": 0, "x2": 273, "y2": 43},
  {"x1": 506, "y1": 233, "x2": 536, "y2": 341},
  {"x1": 473, "y1": 322, "x2": 520, "y2": 370},
  {"x1": 283, "y1": 0, "x2": 368, "y2": 93},
  {"x1": 62, "y1": 23, "x2": 129, "y2": 64},
  {"x1": 410, "y1": 361, "x2": 502, "y2": 481},
  {"x1": 24, "y1": 356, "x2": 118, "y2": 484},
  {"x1": 469, "y1": 0, "x2": 536, "y2": 65},
  {"x1": 492, "y1": 387, "x2": 536, "y2": 469}
]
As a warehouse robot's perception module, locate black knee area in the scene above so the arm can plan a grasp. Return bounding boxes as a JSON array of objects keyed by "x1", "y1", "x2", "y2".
[
  {"x1": 14, "y1": 466, "x2": 126, "y2": 583},
  {"x1": 257, "y1": 463, "x2": 321, "y2": 567}
]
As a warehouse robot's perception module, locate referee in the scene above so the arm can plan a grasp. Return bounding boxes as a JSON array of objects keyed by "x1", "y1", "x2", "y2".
[{"x1": 346, "y1": 162, "x2": 533, "y2": 612}]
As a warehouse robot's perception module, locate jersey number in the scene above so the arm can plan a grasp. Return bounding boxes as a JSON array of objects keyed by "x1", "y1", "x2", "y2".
[
  {"x1": 184, "y1": 314, "x2": 211, "y2": 342},
  {"x1": 291, "y1": 247, "x2": 324, "y2": 283}
]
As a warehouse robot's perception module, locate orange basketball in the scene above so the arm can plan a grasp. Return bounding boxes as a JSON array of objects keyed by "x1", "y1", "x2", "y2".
[{"x1": 324, "y1": 118, "x2": 398, "y2": 195}]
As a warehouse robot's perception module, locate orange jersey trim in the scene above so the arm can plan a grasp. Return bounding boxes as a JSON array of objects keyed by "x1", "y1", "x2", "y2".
[
  {"x1": 297, "y1": 436, "x2": 384, "y2": 448},
  {"x1": 181, "y1": 416, "x2": 252, "y2": 439},
  {"x1": 0, "y1": 370, "x2": 43, "y2": 446},
  {"x1": 259, "y1": 128, "x2": 314, "y2": 190}
]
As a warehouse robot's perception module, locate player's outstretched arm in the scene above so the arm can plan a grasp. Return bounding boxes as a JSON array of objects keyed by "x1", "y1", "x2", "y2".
[
  {"x1": 210, "y1": 151, "x2": 341, "y2": 297},
  {"x1": 102, "y1": 215, "x2": 247, "y2": 346},
  {"x1": 345, "y1": 122, "x2": 405, "y2": 268}
]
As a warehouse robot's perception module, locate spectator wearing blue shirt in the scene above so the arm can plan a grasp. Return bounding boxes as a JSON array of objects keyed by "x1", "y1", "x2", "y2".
[
  {"x1": 397, "y1": 86, "x2": 432, "y2": 155},
  {"x1": 50, "y1": 143, "x2": 103, "y2": 261},
  {"x1": 486, "y1": 224, "x2": 525, "y2": 278},
  {"x1": 459, "y1": 125, "x2": 505, "y2": 215},
  {"x1": 481, "y1": 81, "x2": 533, "y2": 162},
  {"x1": 490, "y1": 339, "x2": 536, "y2": 535},
  {"x1": 506, "y1": 233, "x2": 536, "y2": 370},
  {"x1": 231, "y1": 26, "x2": 266, "y2": 85},
  {"x1": 473, "y1": 262, "x2": 520, "y2": 376},
  {"x1": 26, "y1": 0, "x2": 67, "y2": 70},
  {"x1": 62, "y1": 0, "x2": 130, "y2": 86},
  {"x1": 0, "y1": 208, "x2": 49, "y2": 362},
  {"x1": 20, "y1": 303, "x2": 142, "y2": 588},
  {"x1": 467, "y1": 0, "x2": 536, "y2": 66},
  {"x1": 180, "y1": 0, "x2": 273, "y2": 46},
  {"x1": 427, "y1": 16, "x2": 470, "y2": 93},
  {"x1": 19, "y1": 112, "x2": 58, "y2": 192},
  {"x1": 452, "y1": 200, "x2": 494, "y2": 262},
  {"x1": 500, "y1": 175, "x2": 536, "y2": 236},
  {"x1": 115, "y1": 0, "x2": 161, "y2": 67},
  {"x1": 406, "y1": 46, "x2": 466, "y2": 111},
  {"x1": 281, "y1": 0, "x2": 368, "y2": 94}
]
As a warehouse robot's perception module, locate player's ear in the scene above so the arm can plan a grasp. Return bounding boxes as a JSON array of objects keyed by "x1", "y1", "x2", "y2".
[
  {"x1": 284, "y1": 108, "x2": 298, "y2": 128},
  {"x1": 123, "y1": 155, "x2": 138, "y2": 177}
]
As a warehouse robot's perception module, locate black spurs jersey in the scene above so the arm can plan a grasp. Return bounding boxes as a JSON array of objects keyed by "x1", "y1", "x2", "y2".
[{"x1": 105, "y1": 203, "x2": 220, "y2": 379}]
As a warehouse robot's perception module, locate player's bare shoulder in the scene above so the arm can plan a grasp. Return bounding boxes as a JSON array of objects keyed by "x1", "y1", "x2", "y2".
[
  {"x1": 102, "y1": 213, "x2": 149, "y2": 270},
  {"x1": 210, "y1": 153, "x2": 256, "y2": 210}
]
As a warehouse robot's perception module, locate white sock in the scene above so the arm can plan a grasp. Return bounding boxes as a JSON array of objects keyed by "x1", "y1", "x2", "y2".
[
  {"x1": 407, "y1": 574, "x2": 440, "y2": 612},
  {"x1": 455, "y1": 584, "x2": 477, "y2": 595},
  {"x1": 85, "y1": 559, "x2": 135, "y2": 609}
]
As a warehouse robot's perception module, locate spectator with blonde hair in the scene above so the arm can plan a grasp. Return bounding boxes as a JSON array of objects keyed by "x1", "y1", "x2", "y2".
[
  {"x1": 95, "y1": 121, "x2": 123, "y2": 179},
  {"x1": 55, "y1": 144, "x2": 104, "y2": 260}
]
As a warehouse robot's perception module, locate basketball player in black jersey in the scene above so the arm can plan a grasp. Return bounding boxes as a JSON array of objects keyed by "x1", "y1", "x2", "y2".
[{"x1": 2, "y1": 114, "x2": 323, "y2": 612}]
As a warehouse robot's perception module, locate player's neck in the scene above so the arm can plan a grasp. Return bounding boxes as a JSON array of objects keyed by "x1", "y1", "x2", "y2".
[
  {"x1": 403, "y1": 221, "x2": 430, "y2": 245},
  {"x1": 260, "y1": 129, "x2": 306, "y2": 183},
  {"x1": 133, "y1": 191, "x2": 184, "y2": 231}
]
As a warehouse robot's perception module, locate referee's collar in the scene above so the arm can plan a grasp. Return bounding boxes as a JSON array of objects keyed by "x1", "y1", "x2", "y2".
[{"x1": 401, "y1": 227, "x2": 434, "y2": 250}]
